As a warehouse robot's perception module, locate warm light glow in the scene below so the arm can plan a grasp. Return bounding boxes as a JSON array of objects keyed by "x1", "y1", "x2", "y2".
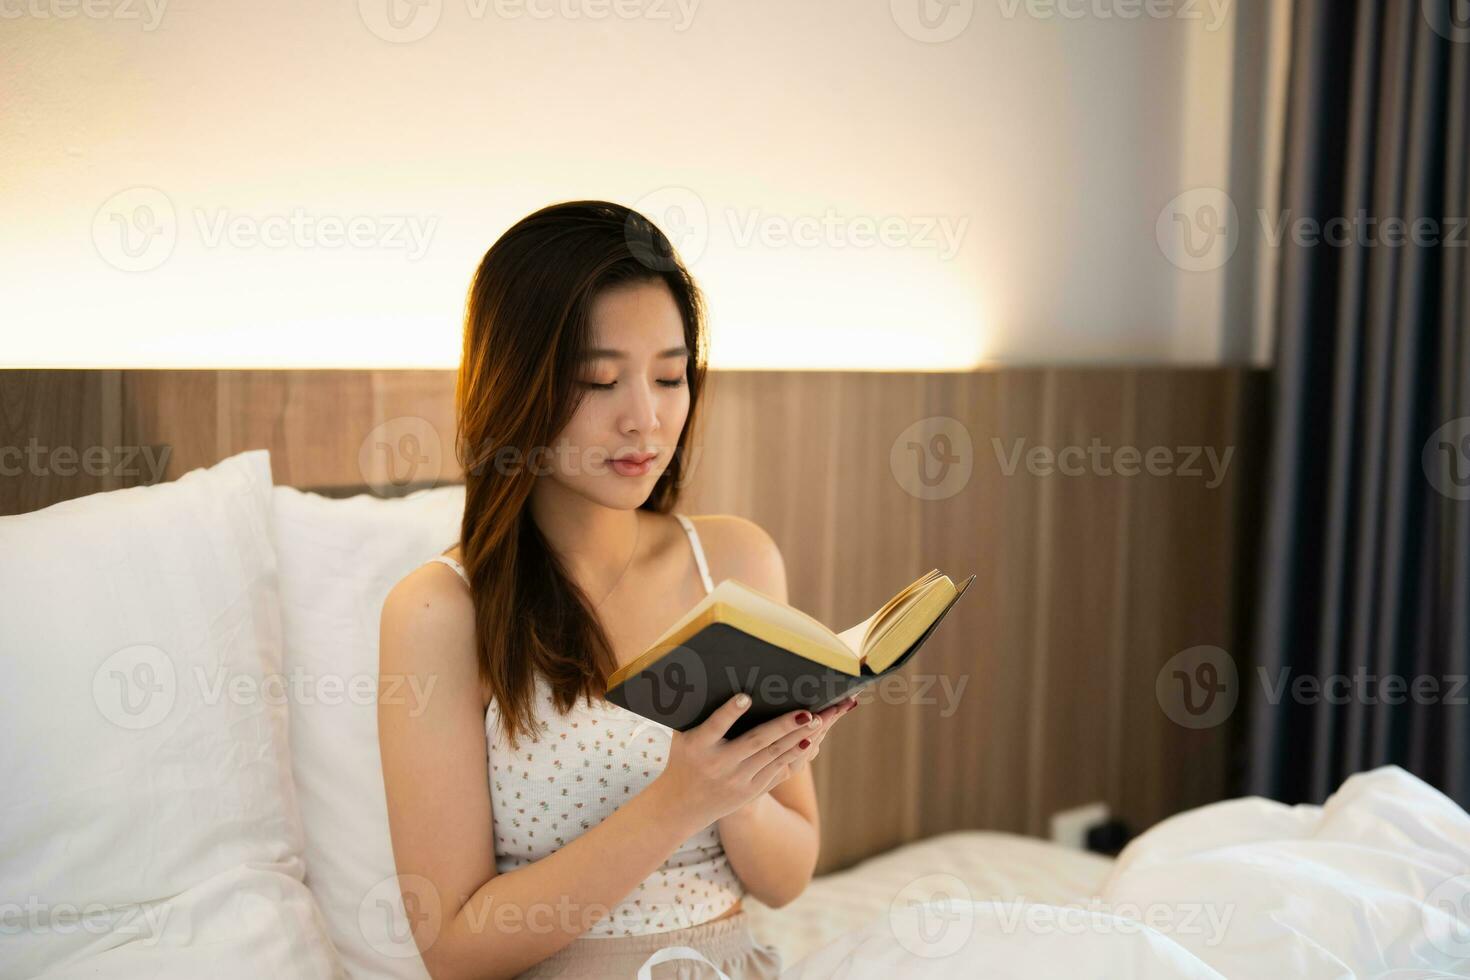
[
  {"x1": 2, "y1": 0, "x2": 1235, "y2": 370},
  {"x1": 4, "y1": 187, "x2": 989, "y2": 371}
]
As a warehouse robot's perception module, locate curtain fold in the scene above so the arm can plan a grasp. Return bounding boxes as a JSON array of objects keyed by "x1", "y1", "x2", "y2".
[{"x1": 1247, "y1": 0, "x2": 1470, "y2": 807}]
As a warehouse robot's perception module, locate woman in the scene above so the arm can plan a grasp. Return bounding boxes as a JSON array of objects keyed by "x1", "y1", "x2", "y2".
[{"x1": 378, "y1": 200, "x2": 858, "y2": 979}]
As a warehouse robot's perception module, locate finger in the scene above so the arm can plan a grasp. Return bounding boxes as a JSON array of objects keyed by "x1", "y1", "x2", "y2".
[
  {"x1": 728, "y1": 707, "x2": 822, "y2": 761},
  {"x1": 754, "y1": 736, "x2": 818, "y2": 789},
  {"x1": 791, "y1": 743, "x2": 821, "y2": 773},
  {"x1": 811, "y1": 698, "x2": 855, "y2": 729},
  {"x1": 695, "y1": 693, "x2": 752, "y2": 744},
  {"x1": 735, "y1": 720, "x2": 819, "y2": 781},
  {"x1": 791, "y1": 738, "x2": 823, "y2": 769},
  {"x1": 805, "y1": 702, "x2": 851, "y2": 744}
]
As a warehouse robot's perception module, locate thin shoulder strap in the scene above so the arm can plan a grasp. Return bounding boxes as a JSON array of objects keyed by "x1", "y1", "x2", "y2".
[
  {"x1": 672, "y1": 513, "x2": 715, "y2": 595},
  {"x1": 427, "y1": 554, "x2": 470, "y2": 587}
]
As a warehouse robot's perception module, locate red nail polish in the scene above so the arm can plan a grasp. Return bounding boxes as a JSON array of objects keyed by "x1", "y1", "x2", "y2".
[
  {"x1": 799, "y1": 738, "x2": 811, "y2": 749},
  {"x1": 795, "y1": 711, "x2": 811, "y2": 724}
]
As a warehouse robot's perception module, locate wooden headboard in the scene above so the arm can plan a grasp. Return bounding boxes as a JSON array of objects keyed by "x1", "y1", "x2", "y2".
[{"x1": 0, "y1": 367, "x2": 1266, "y2": 874}]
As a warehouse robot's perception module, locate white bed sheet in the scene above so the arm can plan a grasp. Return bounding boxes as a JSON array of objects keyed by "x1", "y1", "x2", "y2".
[
  {"x1": 750, "y1": 766, "x2": 1470, "y2": 979},
  {"x1": 743, "y1": 830, "x2": 1114, "y2": 966}
]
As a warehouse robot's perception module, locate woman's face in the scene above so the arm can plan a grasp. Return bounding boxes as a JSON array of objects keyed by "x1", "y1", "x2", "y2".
[{"x1": 543, "y1": 279, "x2": 691, "y2": 508}]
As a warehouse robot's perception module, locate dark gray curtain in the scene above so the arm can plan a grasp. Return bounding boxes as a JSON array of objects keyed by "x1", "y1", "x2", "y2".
[{"x1": 1247, "y1": 0, "x2": 1470, "y2": 807}]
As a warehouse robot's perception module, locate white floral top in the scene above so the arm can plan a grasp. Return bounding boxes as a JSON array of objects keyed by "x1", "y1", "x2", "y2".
[
  {"x1": 428, "y1": 514, "x2": 743, "y2": 937},
  {"x1": 484, "y1": 673, "x2": 744, "y2": 936}
]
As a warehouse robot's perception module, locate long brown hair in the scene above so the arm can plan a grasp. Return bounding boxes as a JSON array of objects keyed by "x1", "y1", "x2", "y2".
[{"x1": 454, "y1": 200, "x2": 709, "y2": 750}]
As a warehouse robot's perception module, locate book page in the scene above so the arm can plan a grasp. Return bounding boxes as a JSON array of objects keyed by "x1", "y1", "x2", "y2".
[
  {"x1": 836, "y1": 612, "x2": 878, "y2": 655},
  {"x1": 858, "y1": 569, "x2": 943, "y2": 655},
  {"x1": 652, "y1": 577, "x2": 855, "y2": 660},
  {"x1": 865, "y1": 575, "x2": 959, "y2": 672},
  {"x1": 720, "y1": 580, "x2": 857, "y2": 666}
]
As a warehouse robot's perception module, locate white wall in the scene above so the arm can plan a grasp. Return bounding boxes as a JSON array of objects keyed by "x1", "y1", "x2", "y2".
[{"x1": 0, "y1": 0, "x2": 1260, "y2": 369}]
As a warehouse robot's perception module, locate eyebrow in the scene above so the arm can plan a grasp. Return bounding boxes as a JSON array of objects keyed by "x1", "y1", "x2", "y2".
[{"x1": 579, "y1": 346, "x2": 689, "y2": 361}]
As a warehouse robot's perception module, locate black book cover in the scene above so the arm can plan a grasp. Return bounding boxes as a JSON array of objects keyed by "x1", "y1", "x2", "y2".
[{"x1": 605, "y1": 573, "x2": 975, "y2": 739}]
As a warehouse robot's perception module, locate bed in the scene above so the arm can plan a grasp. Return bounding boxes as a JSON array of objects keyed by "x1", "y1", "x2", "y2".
[
  {"x1": 736, "y1": 766, "x2": 1470, "y2": 979},
  {"x1": 744, "y1": 830, "x2": 1114, "y2": 966},
  {"x1": 3, "y1": 448, "x2": 1467, "y2": 979}
]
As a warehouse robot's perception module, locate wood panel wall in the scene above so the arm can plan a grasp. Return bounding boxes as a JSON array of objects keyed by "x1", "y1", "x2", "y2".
[{"x1": 0, "y1": 367, "x2": 1266, "y2": 874}]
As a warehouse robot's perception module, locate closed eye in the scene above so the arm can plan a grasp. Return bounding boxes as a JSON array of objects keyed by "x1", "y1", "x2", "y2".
[{"x1": 582, "y1": 378, "x2": 686, "y2": 391}]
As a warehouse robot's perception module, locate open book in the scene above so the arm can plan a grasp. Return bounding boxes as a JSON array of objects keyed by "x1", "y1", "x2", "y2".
[{"x1": 605, "y1": 569, "x2": 976, "y2": 738}]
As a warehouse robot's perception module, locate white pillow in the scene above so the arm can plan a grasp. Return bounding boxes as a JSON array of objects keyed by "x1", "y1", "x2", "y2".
[
  {"x1": 271, "y1": 483, "x2": 465, "y2": 980},
  {"x1": 0, "y1": 449, "x2": 341, "y2": 980}
]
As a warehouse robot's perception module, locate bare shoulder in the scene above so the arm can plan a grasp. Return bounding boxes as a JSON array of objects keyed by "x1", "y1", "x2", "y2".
[
  {"x1": 379, "y1": 561, "x2": 481, "y2": 695},
  {"x1": 684, "y1": 514, "x2": 788, "y2": 603}
]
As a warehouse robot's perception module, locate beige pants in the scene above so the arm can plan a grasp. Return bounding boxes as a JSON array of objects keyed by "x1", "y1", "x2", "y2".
[{"x1": 513, "y1": 910, "x2": 784, "y2": 979}]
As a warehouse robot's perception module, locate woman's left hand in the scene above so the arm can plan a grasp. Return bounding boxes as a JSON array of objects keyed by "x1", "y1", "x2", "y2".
[{"x1": 786, "y1": 694, "x2": 859, "y2": 775}]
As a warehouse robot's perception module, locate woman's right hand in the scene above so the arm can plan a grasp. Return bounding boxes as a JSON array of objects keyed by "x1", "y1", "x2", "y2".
[{"x1": 653, "y1": 694, "x2": 824, "y2": 828}]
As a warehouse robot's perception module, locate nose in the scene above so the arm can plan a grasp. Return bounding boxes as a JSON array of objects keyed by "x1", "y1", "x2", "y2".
[{"x1": 618, "y1": 378, "x2": 662, "y2": 437}]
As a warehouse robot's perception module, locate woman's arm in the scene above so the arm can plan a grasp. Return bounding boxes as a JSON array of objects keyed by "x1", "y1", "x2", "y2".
[
  {"x1": 711, "y1": 516, "x2": 854, "y2": 907},
  {"x1": 716, "y1": 713, "x2": 827, "y2": 908},
  {"x1": 378, "y1": 568, "x2": 708, "y2": 980}
]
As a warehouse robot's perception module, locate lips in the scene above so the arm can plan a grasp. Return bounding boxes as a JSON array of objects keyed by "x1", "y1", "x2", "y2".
[{"x1": 613, "y1": 451, "x2": 656, "y2": 465}]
